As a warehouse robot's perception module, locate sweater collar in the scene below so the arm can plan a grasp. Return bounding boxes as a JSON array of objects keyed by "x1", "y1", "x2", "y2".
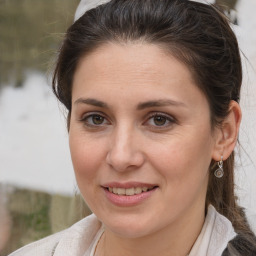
[{"x1": 189, "y1": 205, "x2": 236, "y2": 256}]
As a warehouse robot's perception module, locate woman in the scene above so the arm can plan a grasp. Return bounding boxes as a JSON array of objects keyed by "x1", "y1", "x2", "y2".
[{"x1": 9, "y1": 0, "x2": 256, "y2": 255}]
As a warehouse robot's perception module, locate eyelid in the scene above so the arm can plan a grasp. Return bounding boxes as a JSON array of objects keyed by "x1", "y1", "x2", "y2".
[
  {"x1": 147, "y1": 111, "x2": 175, "y2": 120},
  {"x1": 80, "y1": 111, "x2": 106, "y2": 120}
]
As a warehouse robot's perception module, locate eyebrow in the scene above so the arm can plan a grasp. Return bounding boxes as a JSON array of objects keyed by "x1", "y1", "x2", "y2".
[
  {"x1": 74, "y1": 98, "x2": 187, "y2": 109},
  {"x1": 74, "y1": 98, "x2": 109, "y2": 108},
  {"x1": 137, "y1": 99, "x2": 187, "y2": 110}
]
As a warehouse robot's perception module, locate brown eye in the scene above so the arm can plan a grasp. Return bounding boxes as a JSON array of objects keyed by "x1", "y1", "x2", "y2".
[
  {"x1": 153, "y1": 116, "x2": 167, "y2": 126},
  {"x1": 81, "y1": 113, "x2": 108, "y2": 127},
  {"x1": 92, "y1": 115, "x2": 105, "y2": 125},
  {"x1": 145, "y1": 113, "x2": 175, "y2": 129}
]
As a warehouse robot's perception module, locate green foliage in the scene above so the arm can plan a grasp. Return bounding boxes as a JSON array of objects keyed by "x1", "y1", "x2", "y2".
[
  {"x1": 4, "y1": 188, "x2": 52, "y2": 252},
  {"x1": 0, "y1": 0, "x2": 79, "y2": 87},
  {"x1": 1, "y1": 186, "x2": 91, "y2": 255}
]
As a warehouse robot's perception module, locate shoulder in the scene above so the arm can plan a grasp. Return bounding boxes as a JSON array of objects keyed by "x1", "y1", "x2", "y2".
[
  {"x1": 221, "y1": 233, "x2": 256, "y2": 256},
  {"x1": 7, "y1": 230, "x2": 64, "y2": 256},
  {"x1": 8, "y1": 214, "x2": 101, "y2": 256}
]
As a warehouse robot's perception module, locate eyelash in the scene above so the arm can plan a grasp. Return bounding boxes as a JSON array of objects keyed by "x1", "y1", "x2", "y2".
[{"x1": 79, "y1": 112, "x2": 175, "y2": 129}]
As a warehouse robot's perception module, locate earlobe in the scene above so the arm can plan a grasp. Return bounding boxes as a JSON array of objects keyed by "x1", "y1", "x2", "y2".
[{"x1": 212, "y1": 101, "x2": 242, "y2": 161}]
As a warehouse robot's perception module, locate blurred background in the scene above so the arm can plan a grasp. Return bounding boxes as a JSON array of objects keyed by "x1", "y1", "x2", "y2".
[{"x1": 0, "y1": 0, "x2": 255, "y2": 255}]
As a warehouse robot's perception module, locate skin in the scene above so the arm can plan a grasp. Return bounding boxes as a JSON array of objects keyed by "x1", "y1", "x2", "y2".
[{"x1": 69, "y1": 43, "x2": 241, "y2": 256}]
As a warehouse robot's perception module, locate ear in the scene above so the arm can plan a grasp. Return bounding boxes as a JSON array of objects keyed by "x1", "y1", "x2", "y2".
[{"x1": 212, "y1": 101, "x2": 242, "y2": 161}]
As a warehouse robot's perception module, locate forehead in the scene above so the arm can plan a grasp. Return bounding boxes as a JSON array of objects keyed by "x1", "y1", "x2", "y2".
[
  {"x1": 73, "y1": 43, "x2": 195, "y2": 88},
  {"x1": 72, "y1": 42, "x2": 207, "y2": 109}
]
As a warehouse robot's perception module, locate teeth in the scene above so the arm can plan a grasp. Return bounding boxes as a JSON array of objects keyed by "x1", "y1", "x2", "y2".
[
  {"x1": 117, "y1": 188, "x2": 125, "y2": 195},
  {"x1": 108, "y1": 187, "x2": 153, "y2": 196},
  {"x1": 134, "y1": 187, "x2": 142, "y2": 194},
  {"x1": 126, "y1": 188, "x2": 135, "y2": 196}
]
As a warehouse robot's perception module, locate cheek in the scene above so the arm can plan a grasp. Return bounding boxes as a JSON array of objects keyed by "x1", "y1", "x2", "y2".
[
  {"x1": 69, "y1": 133, "x2": 104, "y2": 186},
  {"x1": 146, "y1": 133, "x2": 213, "y2": 219},
  {"x1": 148, "y1": 129, "x2": 214, "y2": 185}
]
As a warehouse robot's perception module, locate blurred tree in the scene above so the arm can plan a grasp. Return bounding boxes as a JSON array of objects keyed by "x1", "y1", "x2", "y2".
[
  {"x1": 0, "y1": 0, "x2": 79, "y2": 88},
  {"x1": 1, "y1": 186, "x2": 90, "y2": 255}
]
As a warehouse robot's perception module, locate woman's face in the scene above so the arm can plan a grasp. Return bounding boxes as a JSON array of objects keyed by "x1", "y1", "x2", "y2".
[{"x1": 69, "y1": 43, "x2": 219, "y2": 238}]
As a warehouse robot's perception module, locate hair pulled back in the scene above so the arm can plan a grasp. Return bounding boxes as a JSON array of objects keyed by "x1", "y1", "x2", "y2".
[{"x1": 52, "y1": 0, "x2": 256, "y2": 254}]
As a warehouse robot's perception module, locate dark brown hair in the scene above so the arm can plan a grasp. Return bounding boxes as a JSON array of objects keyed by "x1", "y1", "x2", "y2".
[{"x1": 52, "y1": 0, "x2": 256, "y2": 254}]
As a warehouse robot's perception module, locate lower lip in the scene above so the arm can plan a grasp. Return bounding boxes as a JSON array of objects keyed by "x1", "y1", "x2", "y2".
[{"x1": 103, "y1": 187, "x2": 158, "y2": 207}]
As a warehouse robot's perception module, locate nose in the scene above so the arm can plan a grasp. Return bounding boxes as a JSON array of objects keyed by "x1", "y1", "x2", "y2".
[{"x1": 106, "y1": 126, "x2": 145, "y2": 172}]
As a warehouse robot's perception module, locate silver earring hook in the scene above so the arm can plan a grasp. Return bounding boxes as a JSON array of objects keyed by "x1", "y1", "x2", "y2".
[{"x1": 214, "y1": 156, "x2": 224, "y2": 178}]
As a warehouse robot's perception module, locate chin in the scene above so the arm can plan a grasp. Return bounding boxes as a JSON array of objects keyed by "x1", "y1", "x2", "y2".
[
  {"x1": 98, "y1": 212, "x2": 161, "y2": 239},
  {"x1": 108, "y1": 224, "x2": 152, "y2": 239}
]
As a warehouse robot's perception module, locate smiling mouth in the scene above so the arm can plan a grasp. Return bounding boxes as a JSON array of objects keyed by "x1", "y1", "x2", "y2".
[{"x1": 106, "y1": 186, "x2": 157, "y2": 196}]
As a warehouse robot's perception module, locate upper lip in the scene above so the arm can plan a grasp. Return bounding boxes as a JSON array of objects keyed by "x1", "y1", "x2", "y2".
[{"x1": 102, "y1": 182, "x2": 158, "y2": 189}]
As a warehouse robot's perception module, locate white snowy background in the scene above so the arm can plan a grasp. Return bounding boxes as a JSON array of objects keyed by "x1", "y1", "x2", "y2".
[{"x1": 0, "y1": 0, "x2": 255, "y2": 230}]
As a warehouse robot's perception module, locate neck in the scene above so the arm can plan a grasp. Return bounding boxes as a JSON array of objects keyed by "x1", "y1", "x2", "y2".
[{"x1": 97, "y1": 203, "x2": 205, "y2": 256}]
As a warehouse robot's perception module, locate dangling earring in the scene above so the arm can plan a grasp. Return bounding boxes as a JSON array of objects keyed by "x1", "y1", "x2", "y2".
[{"x1": 214, "y1": 156, "x2": 224, "y2": 178}]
